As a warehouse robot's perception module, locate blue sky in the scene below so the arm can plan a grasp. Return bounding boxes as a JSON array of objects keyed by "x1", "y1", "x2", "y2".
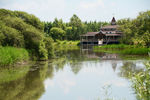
[{"x1": 0, "y1": 0, "x2": 150, "y2": 22}]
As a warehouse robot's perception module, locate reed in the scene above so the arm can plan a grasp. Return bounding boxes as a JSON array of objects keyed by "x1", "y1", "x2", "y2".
[
  {"x1": 0, "y1": 47, "x2": 29, "y2": 66},
  {"x1": 94, "y1": 44, "x2": 150, "y2": 55},
  {"x1": 122, "y1": 48, "x2": 149, "y2": 55},
  {"x1": 93, "y1": 44, "x2": 134, "y2": 49}
]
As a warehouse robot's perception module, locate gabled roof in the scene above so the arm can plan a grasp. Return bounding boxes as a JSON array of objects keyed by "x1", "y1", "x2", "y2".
[
  {"x1": 80, "y1": 32, "x2": 99, "y2": 36},
  {"x1": 101, "y1": 25, "x2": 119, "y2": 29},
  {"x1": 105, "y1": 34, "x2": 122, "y2": 36},
  {"x1": 111, "y1": 17, "x2": 116, "y2": 25}
]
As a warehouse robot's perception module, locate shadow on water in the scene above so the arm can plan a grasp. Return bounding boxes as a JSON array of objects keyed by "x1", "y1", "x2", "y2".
[
  {"x1": 0, "y1": 47, "x2": 149, "y2": 100},
  {"x1": 0, "y1": 62, "x2": 51, "y2": 100}
]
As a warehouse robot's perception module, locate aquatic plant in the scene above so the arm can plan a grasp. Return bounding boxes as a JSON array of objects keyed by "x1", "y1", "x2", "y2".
[
  {"x1": 0, "y1": 66, "x2": 29, "y2": 83},
  {"x1": 0, "y1": 47, "x2": 29, "y2": 66},
  {"x1": 93, "y1": 44, "x2": 134, "y2": 49},
  {"x1": 94, "y1": 44, "x2": 149, "y2": 55},
  {"x1": 132, "y1": 62, "x2": 150, "y2": 100},
  {"x1": 121, "y1": 48, "x2": 149, "y2": 55}
]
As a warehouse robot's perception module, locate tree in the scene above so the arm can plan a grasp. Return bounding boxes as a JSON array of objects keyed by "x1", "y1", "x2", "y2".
[
  {"x1": 53, "y1": 18, "x2": 66, "y2": 30},
  {"x1": 118, "y1": 10, "x2": 150, "y2": 47},
  {"x1": 50, "y1": 27, "x2": 66, "y2": 41},
  {"x1": 65, "y1": 27, "x2": 73, "y2": 40},
  {"x1": 0, "y1": 9, "x2": 54, "y2": 59},
  {"x1": 142, "y1": 31, "x2": 150, "y2": 47},
  {"x1": 69, "y1": 14, "x2": 83, "y2": 40},
  {"x1": 70, "y1": 14, "x2": 82, "y2": 27}
]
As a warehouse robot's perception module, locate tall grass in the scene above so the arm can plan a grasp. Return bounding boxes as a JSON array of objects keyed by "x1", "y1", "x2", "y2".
[
  {"x1": 94, "y1": 44, "x2": 150, "y2": 55},
  {"x1": 122, "y1": 48, "x2": 149, "y2": 55},
  {"x1": 0, "y1": 47, "x2": 29, "y2": 66},
  {"x1": 93, "y1": 44, "x2": 134, "y2": 49},
  {"x1": 131, "y1": 62, "x2": 150, "y2": 100}
]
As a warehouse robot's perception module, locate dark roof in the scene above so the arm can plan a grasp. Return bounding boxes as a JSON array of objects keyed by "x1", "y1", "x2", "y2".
[
  {"x1": 111, "y1": 17, "x2": 116, "y2": 25},
  {"x1": 105, "y1": 34, "x2": 122, "y2": 36},
  {"x1": 80, "y1": 32, "x2": 99, "y2": 36},
  {"x1": 101, "y1": 25, "x2": 119, "y2": 29}
]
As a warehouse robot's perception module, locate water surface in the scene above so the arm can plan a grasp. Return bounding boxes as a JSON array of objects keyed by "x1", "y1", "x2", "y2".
[{"x1": 0, "y1": 50, "x2": 148, "y2": 100}]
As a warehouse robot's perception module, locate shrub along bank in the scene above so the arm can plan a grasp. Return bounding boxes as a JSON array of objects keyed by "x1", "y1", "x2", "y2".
[
  {"x1": 0, "y1": 47, "x2": 29, "y2": 66},
  {"x1": 0, "y1": 9, "x2": 54, "y2": 61}
]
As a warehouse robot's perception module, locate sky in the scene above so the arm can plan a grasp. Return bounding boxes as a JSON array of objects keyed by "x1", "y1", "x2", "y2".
[{"x1": 0, "y1": 0, "x2": 150, "y2": 22}]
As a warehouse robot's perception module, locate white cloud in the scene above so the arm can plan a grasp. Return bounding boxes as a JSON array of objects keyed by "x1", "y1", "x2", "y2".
[
  {"x1": 110, "y1": 2, "x2": 116, "y2": 7},
  {"x1": 79, "y1": 0, "x2": 104, "y2": 9},
  {"x1": 1, "y1": 0, "x2": 66, "y2": 21},
  {"x1": 78, "y1": 97, "x2": 86, "y2": 100},
  {"x1": 103, "y1": 80, "x2": 127, "y2": 87},
  {"x1": 44, "y1": 79, "x2": 55, "y2": 89},
  {"x1": 58, "y1": 78, "x2": 76, "y2": 94},
  {"x1": 1, "y1": 0, "x2": 149, "y2": 22}
]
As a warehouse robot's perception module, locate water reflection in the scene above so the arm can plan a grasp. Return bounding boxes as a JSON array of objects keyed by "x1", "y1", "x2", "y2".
[
  {"x1": 0, "y1": 62, "x2": 50, "y2": 100},
  {"x1": 0, "y1": 49, "x2": 148, "y2": 100},
  {"x1": 118, "y1": 61, "x2": 144, "y2": 78}
]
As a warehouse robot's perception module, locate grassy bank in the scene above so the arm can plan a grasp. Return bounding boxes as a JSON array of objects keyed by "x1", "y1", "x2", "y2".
[
  {"x1": 53, "y1": 40, "x2": 80, "y2": 57},
  {"x1": 94, "y1": 44, "x2": 135, "y2": 49},
  {"x1": 0, "y1": 47, "x2": 29, "y2": 66},
  {"x1": 94, "y1": 44, "x2": 150, "y2": 55},
  {"x1": 54, "y1": 40, "x2": 79, "y2": 46},
  {"x1": 131, "y1": 62, "x2": 150, "y2": 100},
  {"x1": 54, "y1": 40, "x2": 80, "y2": 51}
]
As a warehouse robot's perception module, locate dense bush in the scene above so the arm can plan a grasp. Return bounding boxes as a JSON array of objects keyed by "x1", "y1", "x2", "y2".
[
  {"x1": 132, "y1": 62, "x2": 150, "y2": 100},
  {"x1": 0, "y1": 9, "x2": 54, "y2": 60},
  {"x1": 118, "y1": 11, "x2": 150, "y2": 47},
  {"x1": 14, "y1": 11, "x2": 44, "y2": 31},
  {"x1": 50, "y1": 27, "x2": 66, "y2": 41}
]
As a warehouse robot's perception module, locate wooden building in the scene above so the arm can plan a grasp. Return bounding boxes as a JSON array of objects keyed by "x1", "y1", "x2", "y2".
[{"x1": 80, "y1": 17, "x2": 122, "y2": 45}]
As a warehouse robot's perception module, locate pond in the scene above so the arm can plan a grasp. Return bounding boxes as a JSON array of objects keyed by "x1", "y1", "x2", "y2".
[{"x1": 0, "y1": 49, "x2": 149, "y2": 100}]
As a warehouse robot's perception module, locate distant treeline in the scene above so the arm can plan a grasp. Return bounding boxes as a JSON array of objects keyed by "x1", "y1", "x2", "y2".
[
  {"x1": 118, "y1": 10, "x2": 150, "y2": 47},
  {"x1": 44, "y1": 11, "x2": 150, "y2": 48},
  {"x1": 0, "y1": 8, "x2": 149, "y2": 61},
  {"x1": 44, "y1": 14, "x2": 108, "y2": 41}
]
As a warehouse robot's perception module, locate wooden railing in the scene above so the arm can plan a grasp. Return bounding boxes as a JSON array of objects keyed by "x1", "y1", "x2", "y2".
[
  {"x1": 103, "y1": 39, "x2": 119, "y2": 42},
  {"x1": 81, "y1": 39, "x2": 98, "y2": 42}
]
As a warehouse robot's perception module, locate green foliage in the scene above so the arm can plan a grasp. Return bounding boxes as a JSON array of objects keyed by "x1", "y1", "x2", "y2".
[
  {"x1": 94, "y1": 44, "x2": 134, "y2": 49},
  {"x1": 0, "y1": 20, "x2": 24, "y2": 47},
  {"x1": 118, "y1": 11, "x2": 150, "y2": 47},
  {"x1": 0, "y1": 66, "x2": 29, "y2": 83},
  {"x1": 121, "y1": 48, "x2": 149, "y2": 55},
  {"x1": 53, "y1": 40, "x2": 80, "y2": 55},
  {"x1": 14, "y1": 11, "x2": 44, "y2": 30},
  {"x1": 39, "y1": 40, "x2": 48, "y2": 60},
  {"x1": 50, "y1": 27, "x2": 66, "y2": 41},
  {"x1": 44, "y1": 14, "x2": 108, "y2": 41},
  {"x1": 132, "y1": 62, "x2": 150, "y2": 100},
  {"x1": 65, "y1": 27, "x2": 73, "y2": 40},
  {"x1": 0, "y1": 9, "x2": 54, "y2": 60},
  {"x1": 0, "y1": 61, "x2": 49, "y2": 100},
  {"x1": 0, "y1": 47, "x2": 29, "y2": 66},
  {"x1": 53, "y1": 18, "x2": 66, "y2": 29},
  {"x1": 94, "y1": 44, "x2": 150, "y2": 55},
  {"x1": 69, "y1": 14, "x2": 87, "y2": 40},
  {"x1": 44, "y1": 37, "x2": 54, "y2": 58},
  {"x1": 0, "y1": 9, "x2": 15, "y2": 18},
  {"x1": 70, "y1": 14, "x2": 82, "y2": 27}
]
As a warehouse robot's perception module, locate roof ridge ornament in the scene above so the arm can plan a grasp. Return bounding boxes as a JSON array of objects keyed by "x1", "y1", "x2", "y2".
[{"x1": 111, "y1": 17, "x2": 116, "y2": 25}]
